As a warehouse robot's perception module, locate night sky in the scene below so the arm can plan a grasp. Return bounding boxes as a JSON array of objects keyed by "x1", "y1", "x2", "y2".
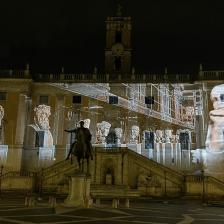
[{"x1": 0, "y1": 0, "x2": 224, "y2": 74}]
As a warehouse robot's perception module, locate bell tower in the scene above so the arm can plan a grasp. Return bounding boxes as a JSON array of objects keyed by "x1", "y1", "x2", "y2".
[{"x1": 105, "y1": 5, "x2": 132, "y2": 75}]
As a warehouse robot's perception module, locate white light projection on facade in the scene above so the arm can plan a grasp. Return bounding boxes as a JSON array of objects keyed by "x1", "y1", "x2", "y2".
[{"x1": 206, "y1": 84, "x2": 224, "y2": 153}]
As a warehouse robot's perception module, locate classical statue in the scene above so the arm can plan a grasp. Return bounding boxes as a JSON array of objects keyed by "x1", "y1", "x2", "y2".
[
  {"x1": 34, "y1": 104, "x2": 51, "y2": 130},
  {"x1": 183, "y1": 106, "x2": 195, "y2": 124},
  {"x1": 67, "y1": 120, "x2": 93, "y2": 173},
  {"x1": 155, "y1": 130, "x2": 164, "y2": 143},
  {"x1": 130, "y1": 125, "x2": 140, "y2": 144},
  {"x1": 114, "y1": 128, "x2": 123, "y2": 144},
  {"x1": 206, "y1": 84, "x2": 224, "y2": 152},
  {"x1": 83, "y1": 119, "x2": 90, "y2": 129},
  {"x1": 96, "y1": 121, "x2": 111, "y2": 144},
  {"x1": 32, "y1": 104, "x2": 53, "y2": 147},
  {"x1": 65, "y1": 119, "x2": 92, "y2": 162},
  {"x1": 76, "y1": 119, "x2": 90, "y2": 129},
  {"x1": 164, "y1": 129, "x2": 173, "y2": 143}
]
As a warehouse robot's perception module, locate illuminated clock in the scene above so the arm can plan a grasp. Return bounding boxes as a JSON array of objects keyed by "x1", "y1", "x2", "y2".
[{"x1": 112, "y1": 43, "x2": 124, "y2": 56}]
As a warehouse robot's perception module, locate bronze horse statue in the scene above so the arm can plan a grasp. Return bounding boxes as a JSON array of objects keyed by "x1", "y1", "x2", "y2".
[{"x1": 65, "y1": 121, "x2": 93, "y2": 173}]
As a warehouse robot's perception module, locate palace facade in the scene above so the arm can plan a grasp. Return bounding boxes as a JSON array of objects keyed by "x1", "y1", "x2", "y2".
[{"x1": 0, "y1": 10, "x2": 223, "y2": 187}]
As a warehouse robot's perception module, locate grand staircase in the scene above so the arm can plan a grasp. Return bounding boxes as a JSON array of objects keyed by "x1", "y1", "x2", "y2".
[{"x1": 1, "y1": 147, "x2": 224, "y2": 200}]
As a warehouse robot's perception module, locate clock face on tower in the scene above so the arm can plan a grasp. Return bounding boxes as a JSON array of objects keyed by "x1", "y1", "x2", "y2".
[{"x1": 112, "y1": 43, "x2": 124, "y2": 56}]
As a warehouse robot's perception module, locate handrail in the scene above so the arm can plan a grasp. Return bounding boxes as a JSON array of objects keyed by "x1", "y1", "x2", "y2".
[
  {"x1": 0, "y1": 171, "x2": 37, "y2": 180},
  {"x1": 128, "y1": 149, "x2": 184, "y2": 178},
  {"x1": 207, "y1": 176, "x2": 224, "y2": 189},
  {"x1": 42, "y1": 163, "x2": 78, "y2": 182}
]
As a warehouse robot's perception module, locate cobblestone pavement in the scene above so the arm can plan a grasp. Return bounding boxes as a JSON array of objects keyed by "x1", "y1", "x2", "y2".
[{"x1": 0, "y1": 194, "x2": 224, "y2": 223}]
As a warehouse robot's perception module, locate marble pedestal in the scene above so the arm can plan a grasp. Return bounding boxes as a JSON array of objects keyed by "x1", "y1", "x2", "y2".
[
  {"x1": 142, "y1": 148, "x2": 153, "y2": 159},
  {"x1": 164, "y1": 143, "x2": 173, "y2": 166},
  {"x1": 204, "y1": 151, "x2": 224, "y2": 181},
  {"x1": 38, "y1": 146, "x2": 55, "y2": 168},
  {"x1": 154, "y1": 143, "x2": 162, "y2": 163},
  {"x1": 23, "y1": 146, "x2": 55, "y2": 171},
  {"x1": 64, "y1": 173, "x2": 92, "y2": 208},
  {"x1": 181, "y1": 150, "x2": 191, "y2": 170},
  {"x1": 127, "y1": 144, "x2": 141, "y2": 154},
  {"x1": 0, "y1": 145, "x2": 8, "y2": 165},
  {"x1": 173, "y1": 143, "x2": 181, "y2": 168},
  {"x1": 160, "y1": 143, "x2": 166, "y2": 165}
]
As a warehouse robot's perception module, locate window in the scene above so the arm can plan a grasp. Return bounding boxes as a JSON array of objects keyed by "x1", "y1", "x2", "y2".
[
  {"x1": 39, "y1": 95, "x2": 49, "y2": 105},
  {"x1": 0, "y1": 92, "x2": 7, "y2": 101},
  {"x1": 115, "y1": 31, "x2": 122, "y2": 43}
]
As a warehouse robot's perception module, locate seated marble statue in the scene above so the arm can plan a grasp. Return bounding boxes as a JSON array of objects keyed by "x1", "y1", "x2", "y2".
[
  {"x1": 96, "y1": 121, "x2": 111, "y2": 144},
  {"x1": 114, "y1": 128, "x2": 123, "y2": 144},
  {"x1": 129, "y1": 125, "x2": 140, "y2": 144},
  {"x1": 206, "y1": 84, "x2": 224, "y2": 153}
]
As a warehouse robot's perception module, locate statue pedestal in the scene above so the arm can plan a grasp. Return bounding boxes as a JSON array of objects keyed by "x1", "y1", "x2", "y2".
[
  {"x1": 142, "y1": 148, "x2": 153, "y2": 159},
  {"x1": 154, "y1": 143, "x2": 161, "y2": 163},
  {"x1": 160, "y1": 144, "x2": 165, "y2": 165},
  {"x1": 204, "y1": 151, "x2": 224, "y2": 181},
  {"x1": 164, "y1": 143, "x2": 173, "y2": 166},
  {"x1": 23, "y1": 146, "x2": 55, "y2": 171},
  {"x1": 38, "y1": 146, "x2": 55, "y2": 168},
  {"x1": 64, "y1": 173, "x2": 92, "y2": 208},
  {"x1": 173, "y1": 143, "x2": 181, "y2": 167},
  {"x1": 127, "y1": 144, "x2": 141, "y2": 154},
  {"x1": 181, "y1": 150, "x2": 191, "y2": 170},
  {"x1": 0, "y1": 145, "x2": 8, "y2": 165}
]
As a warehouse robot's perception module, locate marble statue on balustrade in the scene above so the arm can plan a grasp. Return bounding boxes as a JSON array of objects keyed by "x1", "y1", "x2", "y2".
[
  {"x1": 84, "y1": 119, "x2": 90, "y2": 129},
  {"x1": 184, "y1": 106, "x2": 195, "y2": 124},
  {"x1": 0, "y1": 105, "x2": 7, "y2": 166},
  {"x1": 127, "y1": 125, "x2": 141, "y2": 154},
  {"x1": 155, "y1": 130, "x2": 164, "y2": 143},
  {"x1": 95, "y1": 121, "x2": 111, "y2": 145},
  {"x1": 129, "y1": 125, "x2": 140, "y2": 144},
  {"x1": 164, "y1": 129, "x2": 173, "y2": 143},
  {"x1": 76, "y1": 119, "x2": 91, "y2": 129},
  {"x1": 114, "y1": 128, "x2": 122, "y2": 144}
]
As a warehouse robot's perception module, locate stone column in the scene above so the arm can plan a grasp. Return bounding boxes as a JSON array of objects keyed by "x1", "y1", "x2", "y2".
[{"x1": 15, "y1": 94, "x2": 27, "y2": 144}]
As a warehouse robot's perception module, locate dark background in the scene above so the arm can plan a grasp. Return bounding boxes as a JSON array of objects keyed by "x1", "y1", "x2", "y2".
[{"x1": 0, "y1": 0, "x2": 224, "y2": 74}]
